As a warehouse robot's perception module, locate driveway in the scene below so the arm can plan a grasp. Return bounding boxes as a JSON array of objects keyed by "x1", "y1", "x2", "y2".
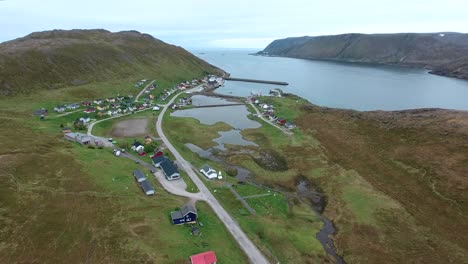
[{"x1": 156, "y1": 89, "x2": 270, "y2": 264}]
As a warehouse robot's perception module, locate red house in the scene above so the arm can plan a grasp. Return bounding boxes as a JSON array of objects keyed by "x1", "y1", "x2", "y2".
[{"x1": 190, "y1": 251, "x2": 217, "y2": 264}]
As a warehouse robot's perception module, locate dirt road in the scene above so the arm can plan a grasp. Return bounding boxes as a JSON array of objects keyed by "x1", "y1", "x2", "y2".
[{"x1": 135, "y1": 80, "x2": 155, "y2": 102}]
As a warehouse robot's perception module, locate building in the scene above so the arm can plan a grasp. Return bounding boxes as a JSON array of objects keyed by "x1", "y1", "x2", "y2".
[
  {"x1": 170, "y1": 204, "x2": 197, "y2": 225},
  {"x1": 67, "y1": 103, "x2": 80, "y2": 110},
  {"x1": 151, "y1": 156, "x2": 168, "y2": 167},
  {"x1": 190, "y1": 251, "x2": 217, "y2": 264},
  {"x1": 139, "y1": 179, "x2": 155, "y2": 195},
  {"x1": 285, "y1": 122, "x2": 296, "y2": 130},
  {"x1": 131, "y1": 141, "x2": 144, "y2": 153},
  {"x1": 160, "y1": 160, "x2": 180, "y2": 180},
  {"x1": 133, "y1": 169, "x2": 147, "y2": 183},
  {"x1": 33, "y1": 108, "x2": 48, "y2": 116},
  {"x1": 79, "y1": 116, "x2": 91, "y2": 124},
  {"x1": 54, "y1": 105, "x2": 66, "y2": 112},
  {"x1": 64, "y1": 132, "x2": 101, "y2": 146},
  {"x1": 200, "y1": 164, "x2": 217, "y2": 180}
]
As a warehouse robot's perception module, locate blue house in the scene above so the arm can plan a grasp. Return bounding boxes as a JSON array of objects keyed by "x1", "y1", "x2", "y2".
[{"x1": 170, "y1": 204, "x2": 197, "y2": 225}]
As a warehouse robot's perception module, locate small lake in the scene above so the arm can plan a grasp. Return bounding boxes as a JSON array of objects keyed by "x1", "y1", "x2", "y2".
[
  {"x1": 171, "y1": 105, "x2": 261, "y2": 130},
  {"x1": 171, "y1": 103, "x2": 260, "y2": 149},
  {"x1": 193, "y1": 49, "x2": 468, "y2": 111}
]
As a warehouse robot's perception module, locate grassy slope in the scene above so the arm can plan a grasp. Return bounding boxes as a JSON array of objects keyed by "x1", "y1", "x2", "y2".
[
  {"x1": 0, "y1": 73, "x2": 248, "y2": 263},
  {"x1": 165, "y1": 94, "x2": 468, "y2": 263},
  {"x1": 244, "y1": 96, "x2": 468, "y2": 263},
  {"x1": 0, "y1": 29, "x2": 222, "y2": 95}
]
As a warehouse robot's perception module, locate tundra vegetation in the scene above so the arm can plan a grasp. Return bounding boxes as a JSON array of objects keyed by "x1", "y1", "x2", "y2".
[{"x1": 164, "y1": 93, "x2": 468, "y2": 263}]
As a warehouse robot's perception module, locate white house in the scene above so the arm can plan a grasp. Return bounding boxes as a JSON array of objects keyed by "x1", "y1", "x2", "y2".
[
  {"x1": 200, "y1": 164, "x2": 217, "y2": 180},
  {"x1": 79, "y1": 116, "x2": 91, "y2": 124},
  {"x1": 152, "y1": 106, "x2": 160, "y2": 111}
]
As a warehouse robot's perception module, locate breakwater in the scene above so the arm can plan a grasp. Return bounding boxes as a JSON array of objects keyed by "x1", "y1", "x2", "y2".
[{"x1": 225, "y1": 77, "x2": 289, "y2": 85}]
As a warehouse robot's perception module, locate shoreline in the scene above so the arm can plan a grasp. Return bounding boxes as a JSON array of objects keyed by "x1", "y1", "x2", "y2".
[{"x1": 251, "y1": 53, "x2": 468, "y2": 82}]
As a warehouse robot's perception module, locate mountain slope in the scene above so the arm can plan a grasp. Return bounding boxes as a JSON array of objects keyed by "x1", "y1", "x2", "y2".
[
  {"x1": 0, "y1": 29, "x2": 221, "y2": 95},
  {"x1": 260, "y1": 33, "x2": 468, "y2": 80}
]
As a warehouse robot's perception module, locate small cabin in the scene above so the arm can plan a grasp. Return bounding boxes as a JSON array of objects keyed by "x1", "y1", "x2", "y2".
[
  {"x1": 200, "y1": 164, "x2": 217, "y2": 180},
  {"x1": 139, "y1": 180, "x2": 155, "y2": 195},
  {"x1": 170, "y1": 204, "x2": 197, "y2": 225},
  {"x1": 133, "y1": 169, "x2": 147, "y2": 183}
]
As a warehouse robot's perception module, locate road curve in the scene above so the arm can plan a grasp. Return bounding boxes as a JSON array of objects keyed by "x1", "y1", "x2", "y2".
[{"x1": 157, "y1": 91, "x2": 270, "y2": 264}]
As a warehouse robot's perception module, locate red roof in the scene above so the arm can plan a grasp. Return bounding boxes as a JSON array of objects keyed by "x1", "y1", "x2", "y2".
[{"x1": 190, "y1": 251, "x2": 217, "y2": 264}]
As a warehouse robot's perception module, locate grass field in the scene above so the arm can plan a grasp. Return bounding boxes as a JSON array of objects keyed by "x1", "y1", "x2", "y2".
[{"x1": 0, "y1": 75, "x2": 248, "y2": 263}]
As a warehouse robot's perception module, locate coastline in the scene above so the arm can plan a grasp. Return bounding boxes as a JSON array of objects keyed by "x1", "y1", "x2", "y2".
[{"x1": 252, "y1": 53, "x2": 468, "y2": 82}]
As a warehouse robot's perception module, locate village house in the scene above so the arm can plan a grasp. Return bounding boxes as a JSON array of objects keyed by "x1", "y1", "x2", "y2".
[
  {"x1": 140, "y1": 179, "x2": 155, "y2": 195},
  {"x1": 107, "y1": 97, "x2": 116, "y2": 103},
  {"x1": 97, "y1": 105, "x2": 108, "y2": 111},
  {"x1": 170, "y1": 204, "x2": 197, "y2": 225},
  {"x1": 81, "y1": 101, "x2": 92, "y2": 107},
  {"x1": 160, "y1": 159, "x2": 180, "y2": 180},
  {"x1": 84, "y1": 108, "x2": 96, "y2": 114},
  {"x1": 200, "y1": 164, "x2": 217, "y2": 180},
  {"x1": 79, "y1": 116, "x2": 91, "y2": 124},
  {"x1": 67, "y1": 103, "x2": 80, "y2": 110},
  {"x1": 151, "y1": 155, "x2": 168, "y2": 167},
  {"x1": 54, "y1": 105, "x2": 66, "y2": 113},
  {"x1": 131, "y1": 141, "x2": 145, "y2": 153},
  {"x1": 93, "y1": 99, "x2": 104, "y2": 105},
  {"x1": 189, "y1": 251, "x2": 217, "y2": 264},
  {"x1": 285, "y1": 122, "x2": 296, "y2": 130},
  {"x1": 33, "y1": 108, "x2": 48, "y2": 116}
]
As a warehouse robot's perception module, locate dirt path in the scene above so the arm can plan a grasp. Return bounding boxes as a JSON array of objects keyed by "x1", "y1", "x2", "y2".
[{"x1": 135, "y1": 80, "x2": 155, "y2": 102}]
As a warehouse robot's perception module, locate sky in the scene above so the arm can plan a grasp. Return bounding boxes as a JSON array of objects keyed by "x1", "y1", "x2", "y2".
[{"x1": 1, "y1": 0, "x2": 468, "y2": 49}]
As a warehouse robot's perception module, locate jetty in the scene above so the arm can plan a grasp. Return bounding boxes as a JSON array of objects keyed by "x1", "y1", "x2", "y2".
[
  {"x1": 225, "y1": 77, "x2": 288, "y2": 86},
  {"x1": 193, "y1": 103, "x2": 245, "y2": 109}
]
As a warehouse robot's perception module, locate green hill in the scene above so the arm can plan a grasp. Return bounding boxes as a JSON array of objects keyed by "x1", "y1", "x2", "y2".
[
  {"x1": 0, "y1": 29, "x2": 221, "y2": 95},
  {"x1": 260, "y1": 33, "x2": 468, "y2": 80}
]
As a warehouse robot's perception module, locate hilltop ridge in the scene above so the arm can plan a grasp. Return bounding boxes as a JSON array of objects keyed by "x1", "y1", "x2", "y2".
[{"x1": 0, "y1": 29, "x2": 221, "y2": 95}]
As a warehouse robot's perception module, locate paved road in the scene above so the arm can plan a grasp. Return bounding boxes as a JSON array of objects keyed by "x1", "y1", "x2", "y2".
[
  {"x1": 249, "y1": 101, "x2": 293, "y2": 136},
  {"x1": 135, "y1": 80, "x2": 155, "y2": 102},
  {"x1": 157, "y1": 90, "x2": 270, "y2": 264}
]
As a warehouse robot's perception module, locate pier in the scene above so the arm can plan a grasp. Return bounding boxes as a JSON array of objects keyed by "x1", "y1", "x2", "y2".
[
  {"x1": 192, "y1": 103, "x2": 245, "y2": 109},
  {"x1": 225, "y1": 77, "x2": 289, "y2": 86}
]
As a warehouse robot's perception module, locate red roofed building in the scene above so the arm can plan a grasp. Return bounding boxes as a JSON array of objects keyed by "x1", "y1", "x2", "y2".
[{"x1": 190, "y1": 251, "x2": 217, "y2": 264}]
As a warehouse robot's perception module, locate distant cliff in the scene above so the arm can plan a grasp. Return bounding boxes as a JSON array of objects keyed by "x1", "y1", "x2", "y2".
[{"x1": 260, "y1": 33, "x2": 468, "y2": 80}]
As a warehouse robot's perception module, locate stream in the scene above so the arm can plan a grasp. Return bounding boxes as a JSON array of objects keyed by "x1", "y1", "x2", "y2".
[
  {"x1": 297, "y1": 181, "x2": 345, "y2": 264},
  {"x1": 187, "y1": 143, "x2": 346, "y2": 263}
]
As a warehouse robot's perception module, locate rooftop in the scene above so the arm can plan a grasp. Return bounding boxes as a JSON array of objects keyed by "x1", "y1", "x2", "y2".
[{"x1": 190, "y1": 251, "x2": 217, "y2": 264}]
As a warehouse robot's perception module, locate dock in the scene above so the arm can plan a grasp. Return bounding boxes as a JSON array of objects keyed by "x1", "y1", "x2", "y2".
[
  {"x1": 225, "y1": 77, "x2": 288, "y2": 86},
  {"x1": 192, "y1": 103, "x2": 245, "y2": 109}
]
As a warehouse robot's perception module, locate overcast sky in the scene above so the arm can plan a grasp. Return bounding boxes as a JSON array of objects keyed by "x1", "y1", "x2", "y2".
[{"x1": 1, "y1": 0, "x2": 468, "y2": 48}]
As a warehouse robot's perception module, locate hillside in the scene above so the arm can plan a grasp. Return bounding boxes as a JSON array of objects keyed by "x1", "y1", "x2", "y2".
[
  {"x1": 0, "y1": 29, "x2": 221, "y2": 95},
  {"x1": 260, "y1": 33, "x2": 468, "y2": 80}
]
